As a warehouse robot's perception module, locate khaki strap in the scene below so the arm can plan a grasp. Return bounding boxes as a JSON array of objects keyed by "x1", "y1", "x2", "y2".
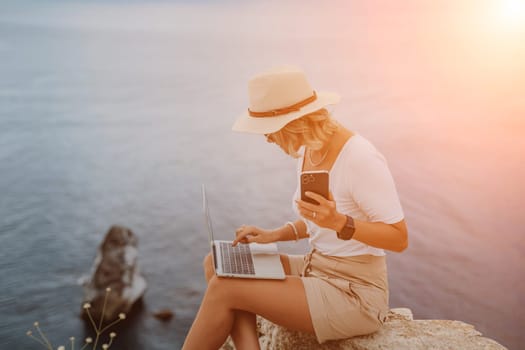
[{"x1": 248, "y1": 91, "x2": 317, "y2": 118}]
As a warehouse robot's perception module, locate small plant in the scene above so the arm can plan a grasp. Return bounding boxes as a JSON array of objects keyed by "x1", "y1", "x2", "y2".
[{"x1": 26, "y1": 287, "x2": 126, "y2": 350}]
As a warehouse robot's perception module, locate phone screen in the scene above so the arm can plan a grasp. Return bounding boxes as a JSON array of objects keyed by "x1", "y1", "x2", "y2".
[{"x1": 300, "y1": 171, "x2": 329, "y2": 205}]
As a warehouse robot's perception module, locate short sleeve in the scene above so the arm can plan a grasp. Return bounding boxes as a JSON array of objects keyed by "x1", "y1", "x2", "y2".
[{"x1": 347, "y1": 144, "x2": 404, "y2": 224}]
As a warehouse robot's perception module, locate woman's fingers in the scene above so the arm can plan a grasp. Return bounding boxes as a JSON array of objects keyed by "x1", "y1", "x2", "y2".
[
  {"x1": 296, "y1": 192, "x2": 338, "y2": 224},
  {"x1": 233, "y1": 234, "x2": 249, "y2": 246},
  {"x1": 305, "y1": 191, "x2": 330, "y2": 206},
  {"x1": 233, "y1": 225, "x2": 257, "y2": 246},
  {"x1": 296, "y1": 204, "x2": 317, "y2": 221},
  {"x1": 233, "y1": 225, "x2": 247, "y2": 246},
  {"x1": 296, "y1": 199, "x2": 326, "y2": 216},
  {"x1": 298, "y1": 208, "x2": 321, "y2": 221}
]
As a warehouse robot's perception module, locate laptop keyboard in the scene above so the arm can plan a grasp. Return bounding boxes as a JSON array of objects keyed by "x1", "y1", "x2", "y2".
[{"x1": 219, "y1": 242, "x2": 255, "y2": 275}]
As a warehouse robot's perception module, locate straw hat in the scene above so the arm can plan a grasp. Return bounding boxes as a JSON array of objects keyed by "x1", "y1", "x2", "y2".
[{"x1": 232, "y1": 65, "x2": 340, "y2": 134}]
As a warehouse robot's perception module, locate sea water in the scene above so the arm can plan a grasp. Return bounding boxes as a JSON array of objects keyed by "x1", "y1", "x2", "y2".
[{"x1": 1, "y1": 1, "x2": 524, "y2": 349}]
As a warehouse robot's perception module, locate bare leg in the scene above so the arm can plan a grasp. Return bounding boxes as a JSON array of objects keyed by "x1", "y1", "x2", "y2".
[
  {"x1": 202, "y1": 254, "x2": 293, "y2": 349},
  {"x1": 203, "y1": 254, "x2": 259, "y2": 349},
  {"x1": 185, "y1": 257, "x2": 313, "y2": 350},
  {"x1": 199, "y1": 254, "x2": 295, "y2": 350}
]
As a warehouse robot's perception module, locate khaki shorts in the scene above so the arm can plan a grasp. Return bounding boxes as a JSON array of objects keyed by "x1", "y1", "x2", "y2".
[{"x1": 288, "y1": 249, "x2": 389, "y2": 343}]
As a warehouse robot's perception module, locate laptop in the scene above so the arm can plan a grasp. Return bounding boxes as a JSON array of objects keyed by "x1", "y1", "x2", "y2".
[{"x1": 202, "y1": 184, "x2": 285, "y2": 280}]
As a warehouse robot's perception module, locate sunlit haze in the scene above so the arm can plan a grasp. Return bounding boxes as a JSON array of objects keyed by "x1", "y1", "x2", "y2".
[
  {"x1": 0, "y1": 1, "x2": 523, "y2": 349},
  {"x1": 498, "y1": 0, "x2": 525, "y2": 29}
]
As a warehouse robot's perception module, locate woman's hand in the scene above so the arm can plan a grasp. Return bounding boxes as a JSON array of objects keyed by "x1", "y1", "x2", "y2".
[
  {"x1": 232, "y1": 225, "x2": 277, "y2": 246},
  {"x1": 296, "y1": 191, "x2": 346, "y2": 231}
]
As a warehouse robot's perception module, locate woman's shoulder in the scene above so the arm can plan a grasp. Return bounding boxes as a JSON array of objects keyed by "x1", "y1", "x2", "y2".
[{"x1": 340, "y1": 134, "x2": 384, "y2": 164}]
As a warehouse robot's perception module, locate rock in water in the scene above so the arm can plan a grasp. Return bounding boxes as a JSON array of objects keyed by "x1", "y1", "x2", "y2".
[
  {"x1": 82, "y1": 225, "x2": 147, "y2": 322},
  {"x1": 152, "y1": 308, "x2": 175, "y2": 322}
]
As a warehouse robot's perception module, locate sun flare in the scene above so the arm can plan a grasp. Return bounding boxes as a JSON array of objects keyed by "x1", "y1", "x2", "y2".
[{"x1": 498, "y1": 0, "x2": 525, "y2": 29}]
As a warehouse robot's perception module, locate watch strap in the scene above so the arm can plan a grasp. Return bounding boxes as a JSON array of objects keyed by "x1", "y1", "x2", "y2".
[{"x1": 337, "y1": 215, "x2": 355, "y2": 240}]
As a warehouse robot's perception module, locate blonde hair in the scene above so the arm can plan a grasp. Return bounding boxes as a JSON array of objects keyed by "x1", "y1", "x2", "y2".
[{"x1": 269, "y1": 108, "x2": 339, "y2": 158}]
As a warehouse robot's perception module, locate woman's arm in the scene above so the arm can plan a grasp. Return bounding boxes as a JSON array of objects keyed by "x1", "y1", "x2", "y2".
[
  {"x1": 333, "y1": 213, "x2": 408, "y2": 252},
  {"x1": 271, "y1": 220, "x2": 310, "y2": 242},
  {"x1": 296, "y1": 191, "x2": 408, "y2": 252},
  {"x1": 232, "y1": 220, "x2": 309, "y2": 246}
]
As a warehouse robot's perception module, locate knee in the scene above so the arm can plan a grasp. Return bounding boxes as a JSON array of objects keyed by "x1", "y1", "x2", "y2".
[
  {"x1": 205, "y1": 275, "x2": 227, "y2": 303},
  {"x1": 203, "y1": 253, "x2": 215, "y2": 282}
]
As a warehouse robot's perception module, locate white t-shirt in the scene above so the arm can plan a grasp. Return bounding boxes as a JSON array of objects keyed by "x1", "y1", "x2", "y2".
[{"x1": 292, "y1": 134, "x2": 404, "y2": 257}]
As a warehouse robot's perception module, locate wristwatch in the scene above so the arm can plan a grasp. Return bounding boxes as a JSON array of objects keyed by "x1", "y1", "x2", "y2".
[{"x1": 336, "y1": 215, "x2": 355, "y2": 240}]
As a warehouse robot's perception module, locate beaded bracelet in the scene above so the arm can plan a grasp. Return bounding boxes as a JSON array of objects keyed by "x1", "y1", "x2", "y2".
[{"x1": 286, "y1": 221, "x2": 299, "y2": 242}]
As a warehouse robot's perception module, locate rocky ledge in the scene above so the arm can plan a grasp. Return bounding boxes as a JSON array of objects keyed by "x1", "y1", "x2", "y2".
[{"x1": 222, "y1": 308, "x2": 507, "y2": 350}]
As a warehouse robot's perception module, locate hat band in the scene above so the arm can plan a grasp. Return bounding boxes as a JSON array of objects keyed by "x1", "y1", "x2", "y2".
[{"x1": 248, "y1": 91, "x2": 317, "y2": 118}]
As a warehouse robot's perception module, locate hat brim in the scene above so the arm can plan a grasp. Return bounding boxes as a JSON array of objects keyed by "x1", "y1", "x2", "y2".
[{"x1": 232, "y1": 91, "x2": 341, "y2": 135}]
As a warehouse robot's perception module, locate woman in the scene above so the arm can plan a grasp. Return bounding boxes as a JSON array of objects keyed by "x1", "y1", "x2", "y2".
[{"x1": 182, "y1": 65, "x2": 408, "y2": 350}]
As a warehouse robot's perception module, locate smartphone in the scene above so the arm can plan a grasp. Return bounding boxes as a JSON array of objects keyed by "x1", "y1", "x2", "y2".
[{"x1": 300, "y1": 170, "x2": 329, "y2": 205}]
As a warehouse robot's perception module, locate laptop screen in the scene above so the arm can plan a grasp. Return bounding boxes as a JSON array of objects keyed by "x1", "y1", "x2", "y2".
[
  {"x1": 201, "y1": 184, "x2": 219, "y2": 271},
  {"x1": 201, "y1": 184, "x2": 215, "y2": 245}
]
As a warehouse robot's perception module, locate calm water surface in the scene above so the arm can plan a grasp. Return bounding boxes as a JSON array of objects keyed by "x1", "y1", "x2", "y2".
[{"x1": 1, "y1": 1, "x2": 524, "y2": 349}]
